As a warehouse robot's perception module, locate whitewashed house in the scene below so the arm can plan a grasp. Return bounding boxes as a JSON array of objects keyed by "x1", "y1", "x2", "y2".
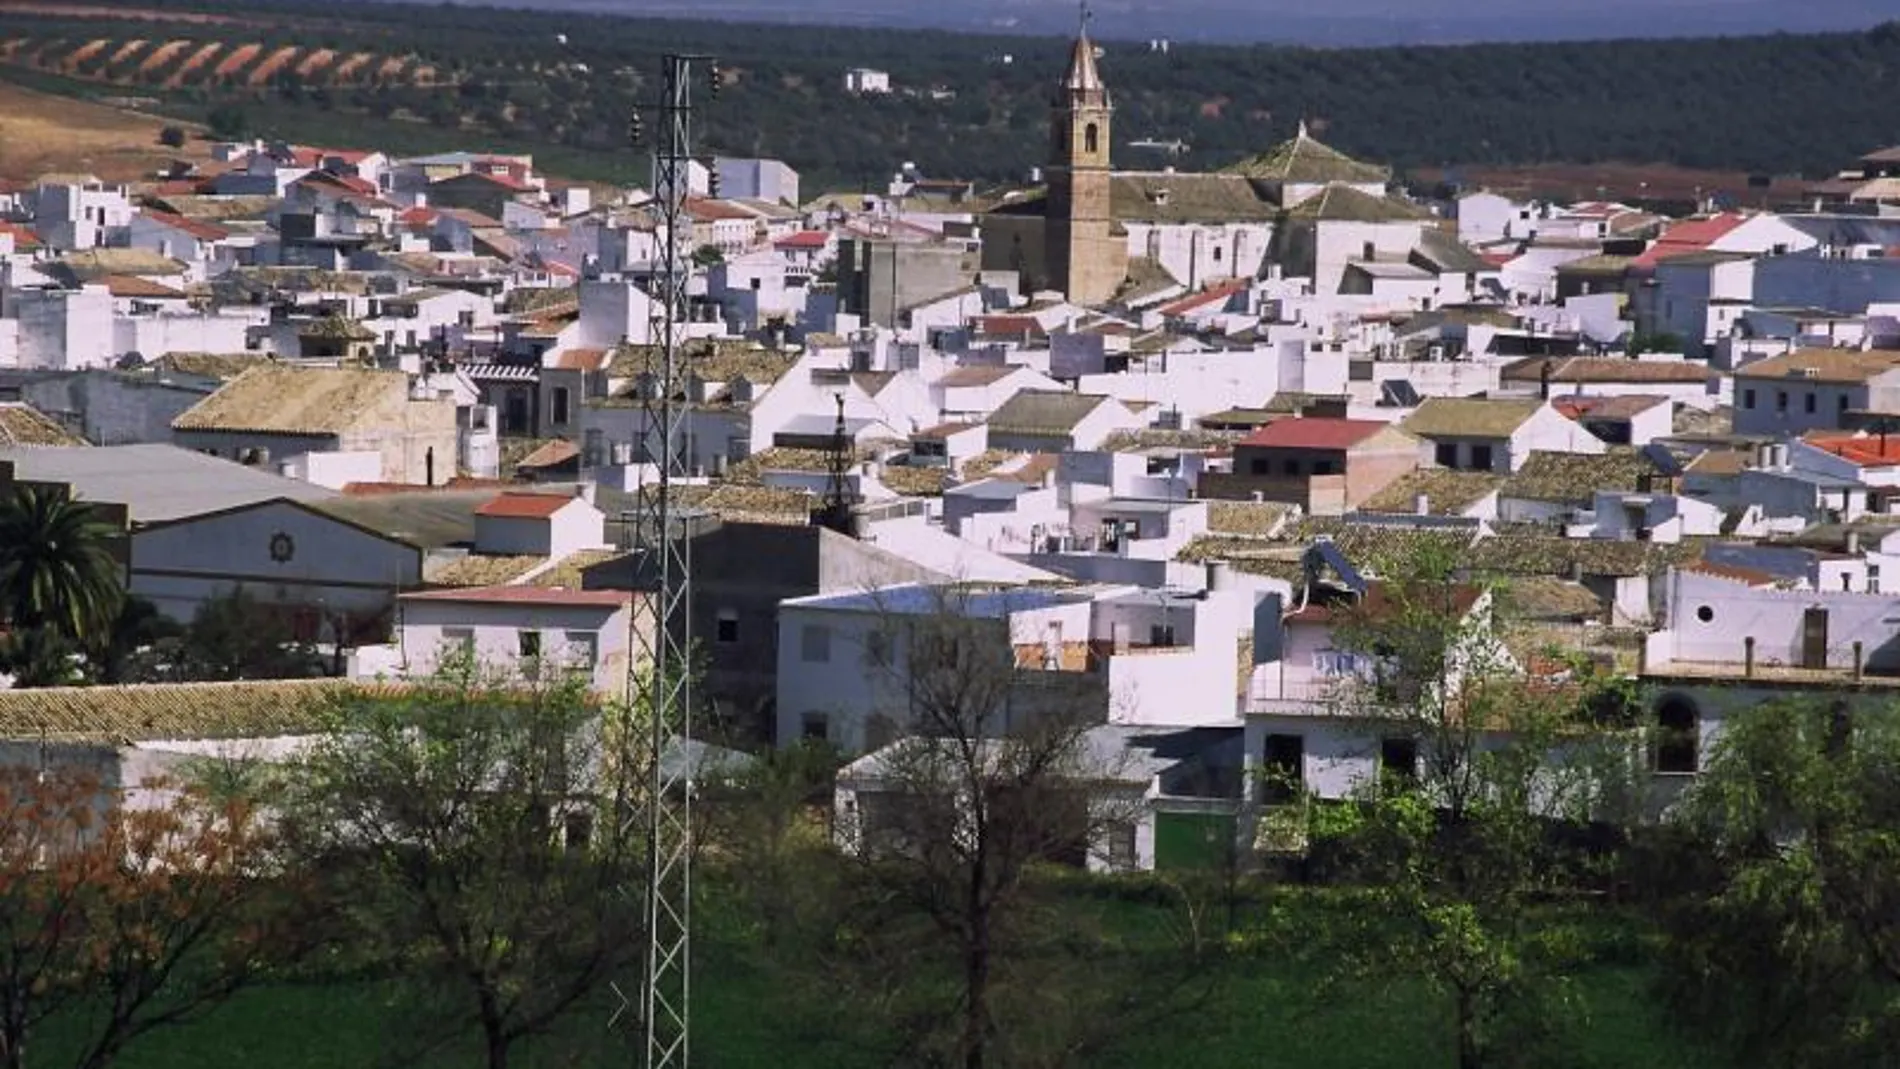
[
  {"x1": 393, "y1": 586, "x2": 636, "y2": 695},
  {"x1": 1403, "y1": 397, "x2": 1606, "y2": 473},
  {"x1": 471, "y1": 491, "x2": 607, "y2": 559}
]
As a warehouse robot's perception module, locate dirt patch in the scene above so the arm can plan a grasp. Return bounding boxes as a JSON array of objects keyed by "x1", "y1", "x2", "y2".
[
  {"x1": 375, "y1": 55, "x2": 406, "y2": 80},
  {"x1": 331, "y1": 51, "x2": 372, "y2": 82},
  {"x1": 295, "y1": 47, "x2": 333, "y2": 78},
  {"x1": 163, "y1": 40, "x2": 220, "y2": 86},
  {"x1": 212, "y1": 41, "x2": 258, "y2": 79},
  {"x1": 137, "y1": 38, "x2": 187, "y2": 74},
  {"x1": 63, "y1": 38, "x2": 108, "y2": 70},
  {"x1": 106, "y1": 39, "x2": 147, "y2": 66},
  {"x1": 1417, "y1": 162, "x2": 1810, "y2": 206},
  {"x1": 0, "y1": 79, "x2": 208, "y2": 184},
  {"x1": 246, "y1": 44, "x2": 297, "y2": 85}
]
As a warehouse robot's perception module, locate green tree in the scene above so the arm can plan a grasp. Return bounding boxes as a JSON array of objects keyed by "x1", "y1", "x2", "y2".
[
  {"x1": 204, "y1": 105, "x2": 247, "y2": 141},
  {"x1": 1656, "y1": 696, "x2": 1900, "y2": 1067},
  {"x1": 176, "y1": 588, "x2": 322, "y2": 681},
  {"x1": 0, "y1": 483, "x2": 123, "y2": 647},
  {"x1": 277, "y1": 657, "x2": 645, "y2": 1069},
  {"x1": 1300, "y1": 548, "x2": 1635, "y2": 1069}
]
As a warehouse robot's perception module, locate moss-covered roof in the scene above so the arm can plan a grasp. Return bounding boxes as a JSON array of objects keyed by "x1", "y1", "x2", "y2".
[
  {"x1": 879, "y1": 465, "x2": 949, "y2": 497},
  {"x1": 1501, "y1": 449, "x2": 1665, "y2": 507},
  {"x1": 296, "y1": 315, "x2": 377, "y2": 341},
  {"x1": 1469, "y1": 531, "x2": 1709, "y2": 579},
  {"x1": 1206, "y1": 500, "x2": 1297, "y2": 537},
  {"x1": 1223, "y1": 129, "x2": 1391, "y2": 185},
  {"x1": 426, "y1": 554, "x2": 545, "y2": 588},
  {"x1": 1359, "y1": 470, "x2": 1506, "y2": 516},
  {"x1": 1281, "y1": 184, "x2": 1429, "y2": 223},
  {"x1": 0, "y1": 403, "x2": 87, "y2": 447},
  {"x1": 154, "y1": 352, "x2": 270, "y2": 381},
  {"x1": 173, "y1": 366, "x2": 407, "y2": 435},
  {"x1": 0, "y1": 680, "x2": 402, "y2": 742},
  {"x1": 1402, "y1": 397, "x2": 1543, "y2": 439}
]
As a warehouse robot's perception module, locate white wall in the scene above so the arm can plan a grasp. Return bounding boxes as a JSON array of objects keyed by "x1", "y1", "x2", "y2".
[{"x1": 399, "y1": 599, "x2": 632, "y2": 694}]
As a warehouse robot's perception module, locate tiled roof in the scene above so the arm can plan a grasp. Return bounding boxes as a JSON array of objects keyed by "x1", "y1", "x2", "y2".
[
  {"x1": 426, "y1": 553, "x2": 545, "y2": 587},
  {"x1": 476, "y1": 492, "x2": 576, "y2": 519},
  {"x1": 1503, "y1": 357, "x2": 1710, "y2": 385},
  {"x1": 700, "y1": 484, "x2": 815, "y2": 524},
  {"x1": 515, "y1": 440, "x2": 580, "y2": 469},
  {"x1": 1238, "y1": 417, "x2": 1393, "y2": 451},
  {"x1": 986, "y1": 389, "x2": 1108, "y2": 436},
  {"x1": 1099, "y1": 428, "x2": 1240, "y2": 452},
  {"x1": 939, "y1": 365, "x2": 1021, "y2": 388},
  {"x1": 296, "y1": 315, "x2": 377, "y2": 341},
  {"x1": 1359, "y1": 470, "x2": 1505, "y2": 515},
  {"x1": 1469, "y1": 530, "x2": 1708, "y2": 578},
  {"x1": 154, "y1": 352, "x2": 268, "y2": 381},
  {"x1": 173, "y1": 366, "x2": 408, "y2": 435},
  {"x1": 0, "y1": 680, "x2": 401, "y2": 742},
  {"x1": 1684, "y1": 448, "x2": 1750, "y2": 476},
  {"x1": 1631, "y1": 213, "x2": 1749, "y2": 270},
  {"x1": 776, "y1": 230, "x2": 831, "y2": 249},
  {"x1": 1552, "y1": 395, "x2": 1672, "y2": 422},
  {"x1": 100, "y1": 274, "x2": 185, "y2": 299},
  {"x1": 1402, "y1": 397, "x2": 1543, "y2": 439},
  {"x1": 879, "y1": 465, "x2": 949, "y2": 497},
  {"x1": 139, "y1": 209, "x2": 230, "y2": 241},
  {"x1": 50, "y1": 248, "x2": 186, "y2": 283},
  {"x1": 1804, "y1": 432, "x2": 1900, "y2": 467},
  {"x1": 1502, "y1": 449, "x2": 1666, "y2": 506},
  {"x1": 527, "y1": 549, "x2": 618, "y2": 589},
  {"x1": 1283, "y1": 184, "x2": 1427, "y2": 223},
  {"x1": 1223, "y1": 128, "x2": 1390, "y2": 185},
  {"x1": 1206, "y1": 500, "x2": 1297, "y2": 537},
  {"x1": 1497, "y1": 577, "x2": 1605, "y2": 622},
  {"x1": 552, "y1": 347, "x2": 610, "y2": 371},
  {"x1": 1157, "y1": 281, "x2": 1249, "y2": 318},
  {"x1": 973, "y1": 315, "x2": 1047, "y2": 340},
  {"x1": 0, "y1": 222, "x2": 40, "y2": 249},
  {"x1": 401, "y1": 585, "x2": 631, "y2": 608},
  {"x1": 0, "y1": 403, "x2": 86, "y2": 447},
  {"x1": 606, "y1": 341, "x2": 797, "y2": 392},
  {"x1": 1735, "y1": 349, "x2": 1900, "y2": 385}
]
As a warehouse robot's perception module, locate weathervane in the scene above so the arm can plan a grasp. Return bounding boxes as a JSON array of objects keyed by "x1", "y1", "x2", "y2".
[{"x1": 1079, "y1": 0, "x2": 1093, "y2": 37}]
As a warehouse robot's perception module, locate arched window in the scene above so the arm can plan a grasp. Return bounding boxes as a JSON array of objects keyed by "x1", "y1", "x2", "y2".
[{"x1": 1084, "y1": 122, "x2": 1100, "y2": 155}]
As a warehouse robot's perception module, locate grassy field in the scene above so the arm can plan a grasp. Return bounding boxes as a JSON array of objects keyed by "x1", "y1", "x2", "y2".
[
  {"x1": 0, "y1": 77, "x2": 208, "y2": 183},
  {"x1": 32, "y1": 888, "x2": 1719, "y2": 1069}
]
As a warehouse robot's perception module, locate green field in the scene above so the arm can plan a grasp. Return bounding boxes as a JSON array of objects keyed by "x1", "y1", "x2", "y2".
[{"x1": 35, "y1": 886, "x2": 1717, "y2": 1069}]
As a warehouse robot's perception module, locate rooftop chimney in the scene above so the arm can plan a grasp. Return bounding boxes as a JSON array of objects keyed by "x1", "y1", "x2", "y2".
[{"x1": 1414, "y1": 493, "x2": 1430, "y2": 516}]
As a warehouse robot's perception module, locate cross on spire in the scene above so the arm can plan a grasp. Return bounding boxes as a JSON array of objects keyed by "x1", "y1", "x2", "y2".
[{"x1": 1079, "y1": 0, "x2": 1093, "y2": 38}]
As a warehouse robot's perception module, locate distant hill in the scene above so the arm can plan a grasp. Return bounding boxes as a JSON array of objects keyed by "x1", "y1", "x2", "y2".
[{"x1": 3, "y1": 1, "x2": 1898, "y2": 192}]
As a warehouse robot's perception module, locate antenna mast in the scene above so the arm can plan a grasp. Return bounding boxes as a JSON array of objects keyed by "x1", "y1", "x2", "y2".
[{"x1": 619, "y1": 50, "x2": 717, "y2": 1069}]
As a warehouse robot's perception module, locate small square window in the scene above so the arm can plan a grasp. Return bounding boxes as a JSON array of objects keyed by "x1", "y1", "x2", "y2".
[
  {"x1": 518, "y1": 630, "x2": 542, "y2": 658},
  {"x1": 1470, "y1": 444, "x2": 1495, "y2": 471},
  {"x1": 1434, "y1": 442, "x2": 1457, "y2": 468},
  {"x1": 800, "y1": 624, "x2": 831, "y2": 663},
  {"x1": 715, "y1": 610, "x2": 739, "y2": 644},
  {"x1": 564, "y1": 630, "x2": 598, "y2": 666},
  {"x1": 801, "y1": 712, "x2": 829, "y2": 741}
]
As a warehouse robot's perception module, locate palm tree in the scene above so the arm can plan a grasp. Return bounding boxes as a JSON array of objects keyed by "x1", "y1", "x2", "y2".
[{"x1": 0, "y1": 483, "x2": 125, "y2": 649}]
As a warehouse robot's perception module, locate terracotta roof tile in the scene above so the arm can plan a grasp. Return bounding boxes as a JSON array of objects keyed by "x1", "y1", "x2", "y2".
[
  {"x1": 475, "y1": 492, "x2": 577, "y2": 519},
  {"x1": 1239, "y1": 417, "x2": 1391, "y2": 451},
  {"x1": 401, "y1": 585, "x2": 630, "y2": 607}
]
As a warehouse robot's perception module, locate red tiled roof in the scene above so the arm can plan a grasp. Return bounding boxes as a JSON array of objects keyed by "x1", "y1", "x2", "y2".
[
  {"x1": 401, "y1": 584, "x2": 631, "y2": 607},
  {"x1": 398, "y1": 206, "x2": 438, "y2": 227},
  {"x1": 1158, "y1": 281, "x2": 1248, "y2": 318},
  {"x1": 1480, "y1": 251, "x2": 1515, "y2": 268},
  {"x1": 294, "y1": 171, "x2": 379, "y2": 197},
  {"x1": 1238, "y1": 417, "x2": 1391, "y2": 451},
  {"x1": 552, "y1": 347, "x2": 610, "y2": 371},
  {"x1": 682, "y1": 196, "x2": 755, "y2": 221},
  {"x1": 776, "y1": 230, "x2": 831, "y2": 250},
  {"x1": 431, "y1": 170, "x2": 533, "y2": 193},
  {"x1": 139, "y1": 209, "x2": 230, "y2": 242},
  {"x1": 476, "y1": 491, "x2": 577, "y2": 519},
  {"x1": 0, "y1": 221, "x2": 40, "y2": 249},
  {"x1": 973, "y1": 315, "x2": 1046, "y2": 339},
  {"x1": 437, "y1": 207, "x2": 503, "y2": 229},
  {"x1": 543, "y1": 261, "x2": 579, "y2": 277},
  {"x1": 1631, "y1": 213, "x2": 1749, "y2": 270},
  {"x1": 1805, "y1": 432, "x2": 1900, "y2": 467},
  {"x1": 1552, "y1": 395, "x2": 1670, "y2": 422}
]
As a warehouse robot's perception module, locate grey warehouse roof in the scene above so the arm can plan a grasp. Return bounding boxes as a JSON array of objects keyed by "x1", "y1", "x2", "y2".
[{"x1": 0, "y1": 443, "x2": 335, "y2": 524}]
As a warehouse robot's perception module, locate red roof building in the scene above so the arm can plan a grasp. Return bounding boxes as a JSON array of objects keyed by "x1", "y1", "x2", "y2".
[
  {"x1": 1230, "y1": 417, "x2": 1420, "y2": 513},
  {"x1": 476, "y1": 492, "x2": 577, "y2": 519},
  {"x1": 1631, "y1": 213, "x2": 1749, "y2": 271},
  {"x1": 775, "y1": 230, "x2": 831, "y2": 250},
  {"x1": 1239, "y1": 418, "x2": 1392, "y2": 451}
]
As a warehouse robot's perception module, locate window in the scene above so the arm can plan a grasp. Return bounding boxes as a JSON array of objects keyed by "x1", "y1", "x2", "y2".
[
  {"x1": 1380, "y1": 737, "x2": 1419, "y2": 783},
  {"x1": 1212, "y1": 246, "x2": 1223, "y2": 263},
  {"x1": 1281, "y1": 459, "x2": 1301, "y2": 476},
  {"x1": 800, "y1": 624, "x2": 831, "y2": 663},
  {"x1": 1777, "y1": 391, "x2": 1788, "y2": 412},
  {"x1": 1261, "y1": 734, "x2": 1304, "y2": 804},
  {"x1": 715, "y1": 609, "x2": 739, "y2": 644},
  {"x1": 517, "y1": 630, "x2": 542, "y2": 658},
  {"x1": 441, "y1": 627, "x2": 475, "y2": 657},
  {"x1": 563, "y1": 810, "x2": 593, "y2": 851},
  {"x1": 1250, "y1": 458, "x2": 1270, "y2": 475},
  {"x1": 1435, "y1": 442, "x2": 1458, "y2": 468},
  {"x1": 864, "y1": 629, "x2": 891, "y2": 667},
  {"x1": 1743, "y1": 388, "x2": 1756, "y2": 410},
  {"x1": 1840, "y1": 395, "x2": 1850, "y2": 414},
  {"x1": 1806, "y1": 392, "x2": 1817, "y2": 414},
  {"x1": 1470, "y1": 444, "x2": 1494, "y2": 471},
  {"x1": 1150, "y1": 624, "x2": 1176, "y2": 647},
  {"x1": 1695, "y1": 605, "x2": 1714, "y2": 623},
  {"x1": 1083, "y1": 122, "x2": 1099, "y2": 155},
  {"x1": 750, "y1": 277, "x2": 762, "y2": 291},
  {"x1": 551, "y1": 386, "x2": 571, "y2": 425},
  {"x1": 1312, "y1": 459, "x2": 1336, "y2": 476},
  {"x1": 1871, "y1": 565, "x2": 1882, "y2": 594},
  {"x1": 565, "y1": 630, "x2": 598, "y2": 667},
  {"x1": 801, "y1": 712, "x2": 829, "y2": 741},
  {"x1": 1655, "y1": 695, "x2": 1700, "y2": 774}
]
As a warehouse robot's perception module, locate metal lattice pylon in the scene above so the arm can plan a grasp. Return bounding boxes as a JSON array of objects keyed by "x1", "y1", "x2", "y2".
[{"x1": 619, "y1": 52, "x2": 709, "y2": 1069}]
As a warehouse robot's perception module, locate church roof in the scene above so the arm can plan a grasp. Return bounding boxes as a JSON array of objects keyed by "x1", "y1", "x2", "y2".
[
  {"x1": 1282, "y1": 183, "x2": 1429, "y2": 223},
  {"x1": 1223, "y1": 125, "x2": 1390, "y2": 185},
  {"x1": 984, "y1": 174, "x2": 1280, "y2": 226}
]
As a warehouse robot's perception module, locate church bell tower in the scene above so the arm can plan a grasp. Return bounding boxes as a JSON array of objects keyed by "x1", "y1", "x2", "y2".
[{"x1": 1046, "y1": 9, "x2": 1122, "y2": 305}]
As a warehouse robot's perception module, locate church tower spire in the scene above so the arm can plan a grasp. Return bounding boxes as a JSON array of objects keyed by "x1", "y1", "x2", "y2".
[{"x1": 1045, "y1": 5, "x2": 1122, "y2": 305}]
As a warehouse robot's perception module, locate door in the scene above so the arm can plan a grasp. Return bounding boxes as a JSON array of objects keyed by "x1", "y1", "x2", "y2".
[{"x1": 1802, "y1": 606, "x2": 1829, "y2": 670}]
